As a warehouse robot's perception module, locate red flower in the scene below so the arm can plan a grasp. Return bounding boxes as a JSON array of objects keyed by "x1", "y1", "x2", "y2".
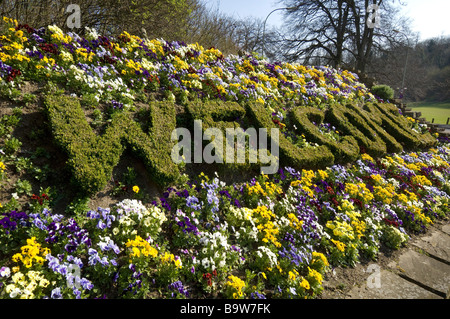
[
  {"x1": 383, "y1": 218, "x2": 399, "y2": 228},
  {"x1": 16, "y1": 24, "x2": 35, "y2": 34},
  {"x1": 39, "y1": 43, "x2": 59, "y2": 55},
  {"x1": 98, "y1": 36, "x2": 114, "y2": 54},
  {"x1": 6, "y1": 68, "x2": 21, "y2": 82},
  {"x1": 31, "y1": 193, "x2": 49, "y2": 205},
  {"x1": 271, "y1": 118, "x2": 284, "y2": 130},
  {"x1": 351, "y1": 198, "x2": 363, "y2": 210},
  {"x1": 118, "y1": 34, "x2": 130, "y2": 43},
  {"x1": 100, "y1": 56, "x2": 117, "y2": 65},
  {"x1": 326, "y1": 186, "x2": 334, "y2": 195},
  {"x1": 203, "y1": 273, "x2": 213, "y2": 286},
  {"x1": 312, "y1": 201, "x2": 322, "y2": 212}
]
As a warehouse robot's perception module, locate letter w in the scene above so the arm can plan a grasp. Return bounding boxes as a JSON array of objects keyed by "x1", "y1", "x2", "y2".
[{"x1": 44, "y1": 94, "x2": 179, "y2": 194}]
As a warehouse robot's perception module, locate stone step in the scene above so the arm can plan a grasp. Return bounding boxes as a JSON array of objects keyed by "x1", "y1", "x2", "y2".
[
  {"x1": 411, "y1": 228, "x2": 450, "y2": 264},
  {"x1": 397, "y1": 249, "x2": 450, "y2": 296},
  {"x1": 442, "y1": 224, "x2": 450, "y2": 236},
  {"x1": 347, "y1": 269, "x2": 442, "y2": 299}
]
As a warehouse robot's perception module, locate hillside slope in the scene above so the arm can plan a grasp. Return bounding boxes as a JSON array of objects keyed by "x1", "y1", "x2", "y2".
[{"x1": 0, "y1": 17, "x2": 448, "y2": 300}]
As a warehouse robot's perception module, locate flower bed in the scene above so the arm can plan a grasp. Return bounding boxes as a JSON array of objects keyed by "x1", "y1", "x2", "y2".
[
  {"x1": 1, "y1": 147, "x2": 449, "y2": 299},
  {"x1": 1, "y1": 17, "x2": 377, "y2": 110}
]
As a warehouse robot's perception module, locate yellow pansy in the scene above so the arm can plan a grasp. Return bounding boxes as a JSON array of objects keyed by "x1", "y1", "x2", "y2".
[{"x1": 331, "y1": 239, "x2": 346, "y2": 252}]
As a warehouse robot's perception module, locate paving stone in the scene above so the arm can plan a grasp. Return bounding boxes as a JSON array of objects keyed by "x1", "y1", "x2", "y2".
[
  {"x1": 398, "y1": 250, "x2": 450, "y2": 296},
  {"x1": 441, "y1": 224, "x2": 450, "y2": 236},
  {"x1": 347, "y1": 270, "x2": 441, "y2": 299},
  {"x1": 411, "y1": 229, "x2": 450, "y2": 263}
]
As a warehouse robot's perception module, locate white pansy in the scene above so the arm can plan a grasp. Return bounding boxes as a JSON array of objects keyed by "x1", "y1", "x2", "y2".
[{"x1": 255, "y1": 246, "x2": 277, "y2": 268}]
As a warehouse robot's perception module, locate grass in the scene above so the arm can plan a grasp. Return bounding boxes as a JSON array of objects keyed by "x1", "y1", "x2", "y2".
[{"x1": 409, "y1": 101, "x2": 450, "y2": 124}]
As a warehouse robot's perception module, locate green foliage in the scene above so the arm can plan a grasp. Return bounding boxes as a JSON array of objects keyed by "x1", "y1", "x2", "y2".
[
  {"x1": 290, "y1": 106, "x2": 359, "y2": 164},
  {"x1": 14, "y1": 157, "x2": 32, "y2": 173},
  {"x1": 247, "y1": 101, "x2": 335, "y2": 169},
  {"x1": 381, "y1": 225, "x2": 408, "y2": 249},
  {"x1": 0, "y1": 86, "x2": 21, "y2": 102},
  {"x1": 66, "y1": 197, "x2": 91, "y2": 215},
  {"x1": 123, "y1": 167, "x2": 138, "y2": 186},
  {"x1": 21, "y1": 93, "x2": 37, "y2": 106},
  {"x1": 0, "y1": 113, "x2": 20, "y2": 138},
  {"x1": 90, "y1": 109, "x2": 103, "y2": 127},
  {"x1": 14, "y1": 179, "x2": 33, "y2": 196},
  {"x1": 4, "y1": 137, "x2": 22, "y2": 155},
  {"x1": 44, "y1": 94, "x2": 179, "y2": 194},
  {"x1": 186, "y1": 100, "x2": 259, "y2": 171},
  {"x1": 363, "y1": 102, "x2": 436, "y2": 149},
  {"x1": 325, "y1": 102, "x2": 384, "y2": 156},
  {"x1": 371, "y1": 85, "x2": 394, "y2": 101},
  {"x1": 80, "y1": 93, "x2": 100, "y2": 108},
  {"x1": 42, "y1": 93, "x2": 437, "y2": 195}
]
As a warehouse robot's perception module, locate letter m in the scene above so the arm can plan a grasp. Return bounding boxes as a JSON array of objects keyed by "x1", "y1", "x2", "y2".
[{"x1": 44, "y1": 94, "x2": 179, "y2": 194}]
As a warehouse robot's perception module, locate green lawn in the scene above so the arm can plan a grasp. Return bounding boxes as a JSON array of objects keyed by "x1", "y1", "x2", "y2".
[{"x1": 409, "y1": 101, "x2": 450, "y2": 124}]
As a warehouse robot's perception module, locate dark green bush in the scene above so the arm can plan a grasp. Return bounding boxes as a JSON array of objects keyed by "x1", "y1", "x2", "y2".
[
  {"x1": 123, "y1": 100, "x2": 180, "y2": 187},
  {"x1": 186, "y1": 99, "x2": 246, "y2": 130},
  {"x1": 371, "y1": 85, "x2": 395, "y2": 101},
  {"x1": 345, "y1": 103, "x2": 403, "y2": 154}
]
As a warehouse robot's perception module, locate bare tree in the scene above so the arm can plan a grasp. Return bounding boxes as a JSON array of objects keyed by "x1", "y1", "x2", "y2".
[
  {"x1": 233, "y1": 18, "x2": 265, "y2": 54},
  {"x1": 185, "y1": 4, "x2": 240, "y2": 54},
  {"x1": 278, "y1": 0, "x2": 356, "y2": 66},
  {"x1": 278, "y1": 0, "x2": 411, "y2": 73}
]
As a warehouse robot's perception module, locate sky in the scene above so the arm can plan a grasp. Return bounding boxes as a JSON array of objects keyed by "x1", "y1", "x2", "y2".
[{"x1": 204, "y1": 0, "x2": 450, "y2": 41}]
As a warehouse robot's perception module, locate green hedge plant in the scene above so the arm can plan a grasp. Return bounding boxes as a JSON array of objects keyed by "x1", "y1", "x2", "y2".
[
  {"x1": 371, "y1": 85, "x2": 394, "y2": 101},
  {"x1": 45, "y1": 94, "x2": 179, "y2": 194}
]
